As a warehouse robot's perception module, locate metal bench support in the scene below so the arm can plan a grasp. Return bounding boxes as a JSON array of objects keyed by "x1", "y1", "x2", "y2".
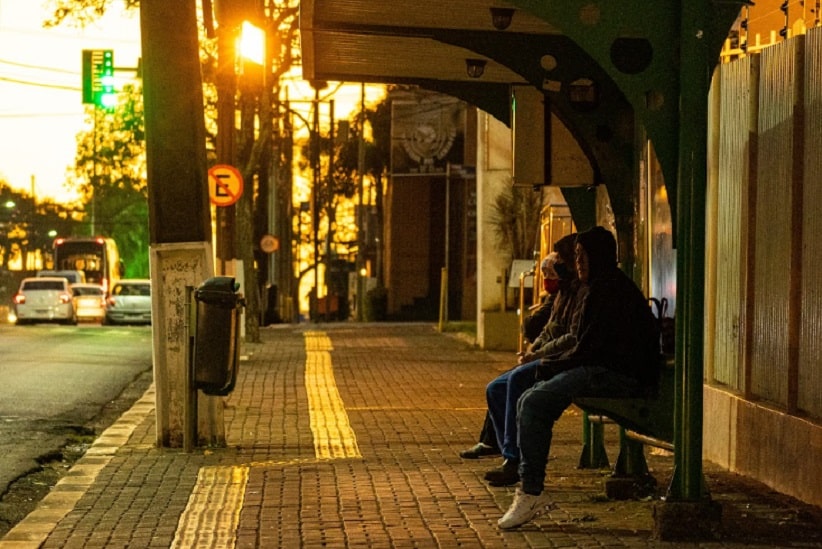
[
  {"x1": 578, "y1": 411, "x2": 610, "y2": 469},
  {"x1": 605, "y1": 428, "x2": 657, "y2": 499}
]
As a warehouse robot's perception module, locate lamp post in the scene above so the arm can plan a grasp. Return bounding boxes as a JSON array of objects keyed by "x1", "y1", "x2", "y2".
[
  {"x1": 311, "y1": 86, "x2": 321, "y2": 320},
  {"x1": 356, "y1": 83, "x2": 365, "y2": 321},
  {"x1": 285, "y1": 94, "x2": 334, "y2": 322},
  {"x1": 213, "y1": 5, "x2": 238, "y2": 275}
]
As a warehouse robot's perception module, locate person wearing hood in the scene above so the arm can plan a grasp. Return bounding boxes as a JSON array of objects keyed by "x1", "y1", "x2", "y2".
[
  {"x1": 460, "y1": 235, "x2": 580, "y2": 461},
  {"x1": 497, "y1": 225, "x2": 660, "y2": 530},
  {"x1": 476, "y1": 233, "x2": 585, "y2": 486}
]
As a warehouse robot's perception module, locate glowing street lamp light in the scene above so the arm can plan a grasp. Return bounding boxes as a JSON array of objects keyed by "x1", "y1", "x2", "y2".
[
  {"x1": 238, "y1": 21, "x2": 265, "y2": 91},
  {"x1": 239, "y1": 21, "x2": 265, "y2": 66}
]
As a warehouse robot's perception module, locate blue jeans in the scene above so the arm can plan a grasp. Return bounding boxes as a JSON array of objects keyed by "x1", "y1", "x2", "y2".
[
  {"x1": 516, "y1": 366, "x2": 640, "y2": 495},
  {"x1": 486, "y1": 359, "x2": 540, "y2": 461}
]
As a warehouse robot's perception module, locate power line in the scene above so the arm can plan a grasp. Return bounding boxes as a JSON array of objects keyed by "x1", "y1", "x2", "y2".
[
  {"x1": 0, "y1": 57, "x2": 78, "y2": 75},
  {"x1": 0, "y1": 75, "x2": 78, "y2": 91}
]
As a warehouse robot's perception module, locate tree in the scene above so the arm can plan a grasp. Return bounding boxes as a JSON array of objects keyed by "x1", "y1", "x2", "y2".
[
  {"x1": 203, "y1": 1, "x2": 300, "y2": 339},
  {"x1": 70, "y1": 83, "x2": 150, "y2": 278},
  {"x1": 44, "y1": 0, "x2": 367, "y2": 334},
  {"x1": 487, "y1": 185, "x2": 543, "y2": 264},
  {"x1": 42, "y1": 0, "x2": 150, "y2": 278},
  {"x1": 0, "y1": 181, "x2": 82, "y2": 275},
  {"x1": 44, "y1": 0, "x2": 139, "y2": 27},
  {"x1": 333, "y1": 97, "x2": 391, "y2": 287}
]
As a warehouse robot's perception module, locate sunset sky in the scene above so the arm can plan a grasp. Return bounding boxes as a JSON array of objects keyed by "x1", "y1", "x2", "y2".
[
  {"x1": 0, "y1": 2, "x2": 384, "y2": 206},
  {"x1": 0, "y1": 1, "x2": 141, "y2": 203}
]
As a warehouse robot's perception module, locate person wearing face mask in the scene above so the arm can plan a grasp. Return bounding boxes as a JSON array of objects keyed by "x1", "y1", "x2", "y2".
[
  {"x1": 460, "y1": 247, "x2": 572, "y2": 461},
  {"x1": 516, "y1": 247, "x2": 581, "y2": 366},
  {"x1": 521, "y1": 254, "x2": 561, "y2": 345},
  {"x1": 462, "y1": 253, "x2": 559, "y2": 460},
  {"x1": 469, "y1": 234, "x2": 586, "y2": 487}
]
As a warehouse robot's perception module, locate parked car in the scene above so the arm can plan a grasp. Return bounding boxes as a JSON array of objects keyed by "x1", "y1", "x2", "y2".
[
  {"x1": 104, "y1": 279, "x2": 152, "y2": 325},
  {"x1": 71, "y1": 283, "x2": 107, "y2": 323},
  {"x1": 12, "y1": 277, "x2": 78, "y2": 325}
]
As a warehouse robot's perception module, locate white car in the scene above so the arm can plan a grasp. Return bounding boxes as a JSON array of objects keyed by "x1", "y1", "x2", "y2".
[
  {"x1": 104, "y1": 279, "x2": 152, "y2": 325},
  {"x1": 13, "y1": 277, "x2": 78, "y2": 325},
  {"x1": 37, "y1": 269, "x2": 87, "y2": 284},
  {"x1": 71, "y1": 283, "x2": 107, "y2": 323}
]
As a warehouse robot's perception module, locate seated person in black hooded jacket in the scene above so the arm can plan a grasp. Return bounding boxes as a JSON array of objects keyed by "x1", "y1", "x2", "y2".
[{"x1": 497, "y1": 226, "x2": 660, "y2": 530}]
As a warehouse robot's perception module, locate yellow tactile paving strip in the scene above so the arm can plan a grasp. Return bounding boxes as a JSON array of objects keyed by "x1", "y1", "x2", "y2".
[
  {"x1": 303, "y1": 331, "x2": 361, "y2": 459},
  {"x1": 170, "y1": 466, "x2": 248, "y2": 549},
  {"x1": 170, "y1": 330, "x2": 359, "y2": 548}
]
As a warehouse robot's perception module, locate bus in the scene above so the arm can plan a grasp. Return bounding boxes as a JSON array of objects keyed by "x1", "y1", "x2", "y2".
[{"x1": 52, "y1": 237, "x2": 123, "y2": 294}]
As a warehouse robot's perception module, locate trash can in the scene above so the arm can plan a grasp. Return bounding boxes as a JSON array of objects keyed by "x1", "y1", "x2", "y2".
[{"x1": 193, "y1": 276, "x2": 245, "y2": 396}]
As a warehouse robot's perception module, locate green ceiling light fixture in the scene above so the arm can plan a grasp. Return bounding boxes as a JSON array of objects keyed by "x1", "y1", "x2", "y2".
[
  {"x1": 465, "y1": 58, "x2": 487, "y2": 78},
  {"x1": 489, "y1": 7, "x2": 515, "y2": 30}
]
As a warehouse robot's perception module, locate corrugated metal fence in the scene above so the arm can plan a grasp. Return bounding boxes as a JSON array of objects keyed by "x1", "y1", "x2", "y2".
[{"x1": 707, "y1": 26, "x2": 822, "y2": 419}]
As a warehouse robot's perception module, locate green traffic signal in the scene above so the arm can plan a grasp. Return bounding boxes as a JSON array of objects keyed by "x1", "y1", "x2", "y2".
[
  {"x1": 82, "y1": 49, "x2": 116, "y2": 109},
  {"x1": 100, "y1": 50, "x2": 116, "y2": 108}
]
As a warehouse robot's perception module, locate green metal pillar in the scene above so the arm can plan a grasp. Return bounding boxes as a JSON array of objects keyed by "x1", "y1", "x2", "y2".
[{"x1": 670, "y1": 0, "x2": 710, "y2": 501}]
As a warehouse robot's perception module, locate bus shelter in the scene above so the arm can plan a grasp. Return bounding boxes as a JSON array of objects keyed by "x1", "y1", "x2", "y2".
[{"x1": 300, "y1": 0, "x2": 746, "y2": 537}]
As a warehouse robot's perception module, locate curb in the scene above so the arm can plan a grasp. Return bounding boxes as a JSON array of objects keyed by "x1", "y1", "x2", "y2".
[{"x1": 0, "y1": 385, "x2": 156, "y2": 548}]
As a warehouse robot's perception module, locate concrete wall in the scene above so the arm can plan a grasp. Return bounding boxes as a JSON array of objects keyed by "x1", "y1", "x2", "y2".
[
  {"x1": 703, "y1": 385, "x2": 822, "y2": 507},
  {"x1": 475, "y1": 110, "x2": 515, "y2": 350}
]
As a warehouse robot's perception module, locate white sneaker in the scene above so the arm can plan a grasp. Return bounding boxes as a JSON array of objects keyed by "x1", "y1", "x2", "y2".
[{"x1": 497, "y1": 488, "x2": 556, "y2": 529}]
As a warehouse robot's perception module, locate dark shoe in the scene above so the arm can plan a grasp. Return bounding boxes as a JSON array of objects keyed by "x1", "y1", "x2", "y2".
[
  {"x1": 459, "y1": 442, "x2": 500, "y2": 459},
  {"x1": 484, "y1": 459, "x2": 520, "y2": 487}
]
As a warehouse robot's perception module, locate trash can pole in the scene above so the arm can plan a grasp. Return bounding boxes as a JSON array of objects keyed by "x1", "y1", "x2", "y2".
[{"x1": 184, "y1": 285, "x2": 198, "y2": 452}]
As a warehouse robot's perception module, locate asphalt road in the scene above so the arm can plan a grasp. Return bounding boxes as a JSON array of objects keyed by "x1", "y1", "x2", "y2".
[{"x1": 0, "y1": 322, "x2": 153, "y2": 496}]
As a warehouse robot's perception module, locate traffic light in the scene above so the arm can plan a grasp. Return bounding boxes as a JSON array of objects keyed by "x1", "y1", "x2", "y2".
[{"x1": 82, "y1": 49, "x2": 116, "y2": 109}]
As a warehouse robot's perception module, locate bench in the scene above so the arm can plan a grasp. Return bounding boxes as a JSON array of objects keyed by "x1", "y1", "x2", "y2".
[{"x1": 573, "y1": 357, "x2": 675, "y2": 499}]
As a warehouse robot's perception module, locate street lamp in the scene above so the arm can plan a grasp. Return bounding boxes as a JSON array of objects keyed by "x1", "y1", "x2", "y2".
[
  {"x1": 239, "y1": 21, "x2": 265, "y2": 94},
  {"x1": 239, "y1": 21, "x2": 265, "y2": 66}
]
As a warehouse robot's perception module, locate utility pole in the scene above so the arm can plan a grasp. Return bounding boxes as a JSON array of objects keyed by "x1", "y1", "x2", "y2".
[
  {"x1": 311, "y1": 87, "x2": 321, "y2": 320},
  {"x1": 356, "y1": 83, "x2": 365, "y2": 321},
  {"x1": 141, "y1": 0, "x2": 217, "y2": 448},
  {"x1": 215, "y1": 3, "x2": 238, "y2": 275}
]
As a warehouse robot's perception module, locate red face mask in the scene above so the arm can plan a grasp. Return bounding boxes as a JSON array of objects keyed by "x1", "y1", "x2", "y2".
[{"x1": 543, "y1": 278, "x2": 560, "y2": 294}]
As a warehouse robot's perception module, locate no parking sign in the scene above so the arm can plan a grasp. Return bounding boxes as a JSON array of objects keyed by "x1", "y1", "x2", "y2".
[{"x1": 208, "y1": 164, "x2": 243, "y2": 206}]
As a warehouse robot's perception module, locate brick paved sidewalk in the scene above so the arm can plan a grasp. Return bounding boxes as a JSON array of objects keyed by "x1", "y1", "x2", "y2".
[{"x1": 1, "y1": 323, "x2": 819, "y2": 548}]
